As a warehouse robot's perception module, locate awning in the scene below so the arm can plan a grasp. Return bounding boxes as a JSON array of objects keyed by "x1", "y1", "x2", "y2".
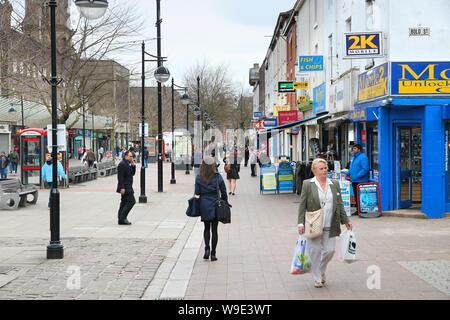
[
  {"x1": 323, "y1": 114, "x2": 350, "y2": 125},
  {"x1": 258, "y1": 115, "x2": 320, "y2": 135},
  {"x1": 301, "y1": 114, "x2": 330, "y2": 126}
]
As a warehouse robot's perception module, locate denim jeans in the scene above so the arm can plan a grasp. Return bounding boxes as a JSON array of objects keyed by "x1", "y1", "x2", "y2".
[
  {"x1": 0, "y1": 168, "x2": 7, "y2": 179},
  {"x1": 9, "y1": 162, "x2": 18, "y2": 174}
]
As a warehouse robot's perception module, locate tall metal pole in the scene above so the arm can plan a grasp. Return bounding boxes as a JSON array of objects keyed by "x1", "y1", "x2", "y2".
[
  {"x1": 47, "y1": 0, "x2": 63, "y2": 259},
  {"x1": 82, "y1": 97, "x2": 86, "y2": 153},
  {"x1": 185, "y1": 104, "x2": 190, "y2": 174},
  {"x1": 197, "y1": 76, "x2": 203, "y2": 153},
  {"x1": 139, "y1": 41, "x2": 147, "y2": 203},
  {"x1": 156, "y1": 0, "x2": 163, "y2": 192},
  {"x1": 20, "y1": 96, "x2": 24, "y2": 129},
  {"x1": 170, "y1": 78, "x2": 176, "y2": 184},
  {"x1": 92, "y1": 112, "x2": 95, "y2": 151}
]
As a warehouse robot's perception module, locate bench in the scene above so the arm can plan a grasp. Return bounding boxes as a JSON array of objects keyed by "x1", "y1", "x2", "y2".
[{"x1": 0, "y1": 178, "x2": 39, "y2": 210}]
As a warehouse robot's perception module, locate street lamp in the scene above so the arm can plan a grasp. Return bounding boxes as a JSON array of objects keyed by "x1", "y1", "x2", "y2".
[
  {"x1": 171, "y1": 79, "x2": 190, "y2": 184},
  {"x1": 8, "y1": 96, "x2": 24, "y2": 129},
  {"x1": 139, "y1": 0, "x2": 170, "y2": 199},
  {"x1": 45, "y1": 0, "x2": 108, "y2": 260}
]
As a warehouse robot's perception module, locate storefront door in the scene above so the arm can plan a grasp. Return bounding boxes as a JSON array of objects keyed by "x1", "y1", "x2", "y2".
[{"x1": 397, "y1": 126, "x2": 422, "y2": 209}]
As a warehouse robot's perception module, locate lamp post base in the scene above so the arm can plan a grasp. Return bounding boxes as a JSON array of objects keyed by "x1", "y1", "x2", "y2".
[
  {"x1": 170, "y1": 179, "x2": 176, "y2": 184},
  {"x1": 47, "y1": 243, "x2": 64, "y2": 259},
  {"x1": 139, "y1": 195, "x2": 147, "y2": 203}
]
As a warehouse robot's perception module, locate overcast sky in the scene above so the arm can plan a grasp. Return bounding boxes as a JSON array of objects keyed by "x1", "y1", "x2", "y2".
[{"x1": 110, "y1": 0, "x2": 292, "y2": 90}]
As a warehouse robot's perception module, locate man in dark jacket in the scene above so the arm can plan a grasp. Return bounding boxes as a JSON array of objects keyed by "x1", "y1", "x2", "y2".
[{"x1": 116, "y1": 150, "x2": 136, "y2": 225}]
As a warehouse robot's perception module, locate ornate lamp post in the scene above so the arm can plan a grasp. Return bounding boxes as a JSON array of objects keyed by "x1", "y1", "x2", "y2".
[
  {"x1": 170, "y1": 79, "x2": 190, "y2": 184},
  {"x1": 44, "y1": 0, "x2": 108, "y2": 260}
]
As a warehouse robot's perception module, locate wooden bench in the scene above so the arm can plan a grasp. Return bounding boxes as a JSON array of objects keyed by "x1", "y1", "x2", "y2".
[{"x1": 0, "y1": 178, "x2": 39, "y2": 210}]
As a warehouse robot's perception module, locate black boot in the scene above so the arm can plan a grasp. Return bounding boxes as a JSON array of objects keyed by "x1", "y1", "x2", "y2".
[
  {"x1": 210, "y1": 251, "x2": 217, "y2": 261},
  {"x1": 203, "y1": 247, "x2": 210, "y2": 260}
]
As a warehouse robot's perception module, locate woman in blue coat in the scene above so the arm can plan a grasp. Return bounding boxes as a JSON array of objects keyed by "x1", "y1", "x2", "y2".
[{"x1": 195, "y1": 156, "x2": 229, "y2": 261}]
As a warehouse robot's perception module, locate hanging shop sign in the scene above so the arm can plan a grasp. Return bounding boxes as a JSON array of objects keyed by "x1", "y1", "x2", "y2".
[
  {"x1": 357, "y1": 63, "x2": 389, "y2": 102},
  {"x1": 278, "y1": 81, "x2": 295, "y2": 93},
  {"x1": 313, "y1": 83, "x2": 326, "y2": 114},
  {"x1": 263, "y1": 118, "x2": 278, "y2": 127},
  {"x1": 344, "y1": 32, "x2": 383, "y2": 59},
  {"x1": 298, "y1": 56, "x2": 324, "y2": 72},
  {"x1": 253, "y1": 111, "x2": 263, "y2": 119},
  {"x1": 273, "y1": 105, "x2": 291, "y2": 117},
  {"x1": 294, "y1": 81, "x2": 309, "y2": 90},
  {"x1": 144, "y1": 137, "x2": 156, "y2": 156},
  {"x1": 278, "y1": 111, "x2": 299, "y2": 126},
  {"x1": 298, "y1": 95, "x2": 308, "y2": 103},
  {"x1": 391, "y1": 61, "x2": 450, "y2": 95}
]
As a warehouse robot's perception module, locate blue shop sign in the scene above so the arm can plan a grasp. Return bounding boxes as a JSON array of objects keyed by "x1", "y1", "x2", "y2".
[
  {"x1": 264, "y1": 118, "x2": 278, "y2": 127},
  {"x1": 391, "y1": 61, "x2": 450, "y2": 95},
  {"x1": 299, "y1": 56, "x2": 324, "y2": 72},
  {"x1": 253, "y1": 111, "x2": 263, "y2": 119},
  {"x1": 313, "y1": 83, "x2": 326, "y2": 114}
]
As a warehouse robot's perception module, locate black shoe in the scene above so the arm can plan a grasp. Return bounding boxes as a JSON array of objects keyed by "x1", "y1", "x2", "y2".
[
  {"x1": 228, "y1": 192, "x2": 232, "y2": 195},
  {"x1": 118, "y1": 219, "x2": 132, "y2": 225},
  {"x1": 232, "y1": 193, "x2": 235, "y2": 196},
  {"x1": 203, "y1": 248, "x2": 210, "y2": 260},
  {"x1": 210, "y1": 253, "x2": 217, "y2": 261}
]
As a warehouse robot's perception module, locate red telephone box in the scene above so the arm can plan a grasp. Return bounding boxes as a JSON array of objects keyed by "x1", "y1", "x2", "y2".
[
  {"x1": 20, "y1": 128, "x2": 69, "y2": 188},
  {"x1": 20, "y1": 128, "x2": 46, "y2": 186}
]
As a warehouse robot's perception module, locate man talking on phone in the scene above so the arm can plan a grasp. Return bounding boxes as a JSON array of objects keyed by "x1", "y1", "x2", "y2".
[{"x1": 116, "y1": 150, "x2": 136, "y2": 225}]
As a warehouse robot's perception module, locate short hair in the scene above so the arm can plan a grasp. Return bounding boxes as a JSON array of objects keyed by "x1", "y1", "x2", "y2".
[
  {"x1": 353, "y1": 144, "x2": 362, "y2": 151},
  {"x1": 311, "y1": 158, "x2": 328, "y2": 173}
]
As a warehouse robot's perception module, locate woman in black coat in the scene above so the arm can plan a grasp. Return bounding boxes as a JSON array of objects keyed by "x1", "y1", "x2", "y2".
[
  {"x1": 223, "y1": 152, "x2": 240, "y2": 195},
  {"x1": 195, "y1": 156, "x2": 229, "y2": 261}
]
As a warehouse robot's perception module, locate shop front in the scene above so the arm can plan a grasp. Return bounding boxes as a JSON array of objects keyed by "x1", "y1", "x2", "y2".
[{"x1": 353, "y1": 61, "x2": 450, "y2": 218}]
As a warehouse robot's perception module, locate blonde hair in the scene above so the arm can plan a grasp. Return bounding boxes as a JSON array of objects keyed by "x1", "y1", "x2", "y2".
[{"x1": 311, "y1": 158, "x2": 328, "y2": 173}]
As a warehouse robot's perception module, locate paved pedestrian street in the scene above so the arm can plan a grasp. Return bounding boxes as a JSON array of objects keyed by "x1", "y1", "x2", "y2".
[{"x1": 0, "y1": 163, "x2": 449, "y2": 300}]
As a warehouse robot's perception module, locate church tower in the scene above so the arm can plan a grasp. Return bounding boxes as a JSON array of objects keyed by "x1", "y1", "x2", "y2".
[{"x1": 23, "y1": 0, "x2": 71, "y2": 48}]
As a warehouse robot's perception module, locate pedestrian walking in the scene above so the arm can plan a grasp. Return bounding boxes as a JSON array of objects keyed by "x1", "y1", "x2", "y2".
[
  {"x1": 143, "y1": 146, "x2": 149, "y2": 168},
  {"x1": 0, "y1": 152, "x2": 9, "y2": 179},
  {"x1": 223, "y1": 150, "x2": 240, "y2": 195},
  {"x1": 192, "y1": 149, "x2": 203, "y2": 177},
  {"x1": 298, "y1": 158, "x2": 353, "y2": 288},
  {"x1": 249, "y1": 147, "x2": 257, "y2": 177},
  {"x1": 116, "y1": 150, "x2": 136, "y2": 225},
  {"x1": 8, "y1": 150, "x2": 19, "y2": 174},
  {"x1": 347, "y1": 144, "x2": 370, "y2": 209},
  {"x1": 98, "y1": 146, "x2": 104, "y2": 163},
  {"x1": 194, "y1": 156, "x2": 229, "y2": 261},
  {"x1": 82, "y1": 149, "x2": 96, "y2": 168},
  {"x1": 244, "y1": 145, "x2": 249, "y2": 167},
  {"x1": 41, "y1": 153, "x2": 67, "y2": 208},
  {"x1": 77, "y1": 147, "x2": 84, "y2": 160}
]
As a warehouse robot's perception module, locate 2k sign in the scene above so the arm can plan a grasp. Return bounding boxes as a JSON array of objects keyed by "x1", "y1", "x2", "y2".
[
  {"x1": 391, "y1": 62, "x2": 450, "y2": 95},
  {"x1": 344, "y1": 32, "x2": 382, "y2": 58}
]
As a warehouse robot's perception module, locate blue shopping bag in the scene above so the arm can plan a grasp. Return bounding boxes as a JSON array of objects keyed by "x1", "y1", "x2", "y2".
[{"x1": 290, "y1": 236, "x2": 311, "y2": 274}]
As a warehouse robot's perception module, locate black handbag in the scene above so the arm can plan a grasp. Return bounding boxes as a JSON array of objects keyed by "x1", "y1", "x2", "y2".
[
  {"x1": 186, "y1": 195, "x2": 201, "y2": 217},
  {"x1": 215, "y1": 177, "x2": 231, "y2": 224}
]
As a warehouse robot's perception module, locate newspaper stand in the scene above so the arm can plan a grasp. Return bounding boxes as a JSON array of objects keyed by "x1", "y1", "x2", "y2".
[
  {"x1": 259, "y1": 163, "x2": 277, "y2": 194},
  {"x1": 277, "y1": 161, "x2": 295, "y2": 193}
]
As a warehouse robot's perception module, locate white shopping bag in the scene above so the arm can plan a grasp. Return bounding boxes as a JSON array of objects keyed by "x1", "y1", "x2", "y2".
[
  {"x1": 290, "y1": 236, "x2": 311, "y2": 274},
  {"x1": 340, "y1": 230, "x2": 358, "y2": 263}
]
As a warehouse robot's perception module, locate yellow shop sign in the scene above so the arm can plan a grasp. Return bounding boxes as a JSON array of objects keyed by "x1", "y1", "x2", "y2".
[{"x1": 392, "y1": 62, "x2": 450, "y2": 95}]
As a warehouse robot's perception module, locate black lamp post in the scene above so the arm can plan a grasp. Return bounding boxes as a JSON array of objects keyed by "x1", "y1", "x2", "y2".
[
  {"x1": 170, "y1": 79, "x2": 190, "y2": 184},
  {"x1": 43, "y1": 0, "x2": 109, "y2": 260},
  {"x1": 82, "y1": 97, "x2": 86, "y2": 154},
  {"x1": 139, "y1": 0, "x2": 170, "y2": 198},
  {"x1": 185, "y1": 104, "x2": 190, "y2": 174},
  {"x1": 197, "y1": 76, "x2": 204, "y2": 152}
]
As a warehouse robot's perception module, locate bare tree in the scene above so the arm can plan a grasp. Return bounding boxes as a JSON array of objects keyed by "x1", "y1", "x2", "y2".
[
  {"x1": 184, "y1": 62, "x2": 236, "y2": 131},
  {"x1": 2, "y1": 1, "x2": 142, "y2": 127}
]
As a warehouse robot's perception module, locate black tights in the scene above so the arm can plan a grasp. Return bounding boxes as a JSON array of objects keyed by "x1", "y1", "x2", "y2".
[{"x1": 203, "y1": 221, "x2": 219, "y2": 254}]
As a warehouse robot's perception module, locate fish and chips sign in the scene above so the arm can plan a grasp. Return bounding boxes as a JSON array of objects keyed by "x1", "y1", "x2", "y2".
[
  {"x1": 358, "y1": 63, "x2": 389, "y2": 102},
  {"x1": 391, "y1": 62, "x2": 450, "y2": 95}
]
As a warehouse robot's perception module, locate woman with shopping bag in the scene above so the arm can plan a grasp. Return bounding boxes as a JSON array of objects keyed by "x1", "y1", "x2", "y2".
[{"x1": 297, "y1": 158, "x2": 353, "y2": 288}]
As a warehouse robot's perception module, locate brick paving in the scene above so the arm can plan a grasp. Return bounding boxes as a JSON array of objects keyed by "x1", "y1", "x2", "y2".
[
  {"x1": 183, "y1": 164, "x2": 450, "y2": 300},
  {"x1": 0, "y1": 237, "x2": 173, "y2": 300}
]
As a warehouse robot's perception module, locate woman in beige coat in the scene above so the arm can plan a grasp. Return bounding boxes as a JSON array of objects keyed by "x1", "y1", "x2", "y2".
[{"x1": 298, "y1": 158, "x2": 353, "y2": 288}]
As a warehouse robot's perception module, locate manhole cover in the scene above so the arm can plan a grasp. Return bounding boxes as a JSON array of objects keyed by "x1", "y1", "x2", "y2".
[{"x1": 0, "y1": 266, "x2": 14, "y2": 274}]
